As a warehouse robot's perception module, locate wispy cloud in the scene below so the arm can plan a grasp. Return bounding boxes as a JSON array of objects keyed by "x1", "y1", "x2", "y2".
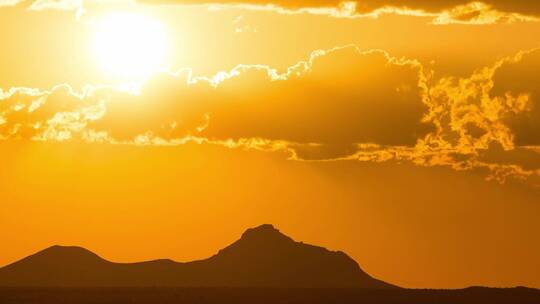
[{"x1": 4, "y1": 1, "x2": 538, "y2": 24}]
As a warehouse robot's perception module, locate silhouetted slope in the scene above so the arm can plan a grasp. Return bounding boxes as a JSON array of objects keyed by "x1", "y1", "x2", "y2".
[
  {"x1": 201, "y1": 224, "x2": 392, "y2": 288},
  {"x1": 0, "y1": 225, "x2": 394, "y2": 288},
  {"x1": 0, "y1": 246, "x2": 112, "y2": 286}
]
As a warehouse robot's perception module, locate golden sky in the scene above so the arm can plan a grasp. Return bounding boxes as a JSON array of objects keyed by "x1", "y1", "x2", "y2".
[{"x1": 1, "y1": 0, "x2": 540, "y2": 289}]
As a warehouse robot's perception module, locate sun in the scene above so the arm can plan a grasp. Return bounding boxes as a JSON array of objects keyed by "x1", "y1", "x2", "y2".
[{"x1": 92, "y1": 12, "x2": 169, "y2": 80}]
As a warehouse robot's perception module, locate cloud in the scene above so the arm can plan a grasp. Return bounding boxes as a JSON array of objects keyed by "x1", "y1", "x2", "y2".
[
  {"x1": 4, "y1": 1, "x2": 537, "y2": 24},
  {"x1": 402, "y1": 48, "x2": 540, "y2": 183},
  {"x1": 0, "y1": 0, "x2": 20, "y2": 7},
  {"x1": 107, "y1": 47, "x2": 432, "y2": 160},
  {"x1": 0, "y1": 84, "x2": 98, "y2": 140},
  {"x1": 430, "y1": 2, "x2": 537, "y2": 24},
  {"x1": 0, "y1": 46, "x2": 431, "y2": 157},
  {"x1": 282, "y1": 46, "x2": 540, "y2": 184},
  {"x1": 29, "y1": 0, "x2": 82, "y2": 10},
  {"x1": 137, "y1": 0, "x2": 537, "y2": 14},
  {"x1": 489, "y1": 50, "x2": 540, "y2": 146},
  {"x1": 345, "y1": 1, "x2": 540, "y2": 16},
  {"x1": 1, "y1": 46, "x2": 540, "y2": 185},
  {"x1": 408, "y1": 47, "x2": 540, "y2": 177},
  {"x1": 137, "y1": 0, "x2": 540, "y2": 23}
]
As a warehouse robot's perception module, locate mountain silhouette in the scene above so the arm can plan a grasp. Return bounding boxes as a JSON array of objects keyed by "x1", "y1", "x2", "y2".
[{"x1": 0, "y1": 224, "x2": 394, "y2": 288}]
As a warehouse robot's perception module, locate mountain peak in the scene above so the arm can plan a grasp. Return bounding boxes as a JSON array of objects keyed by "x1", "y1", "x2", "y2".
[
  {"x1": 235, "y1": 224, "x2": 294, "y2": 248},
  {"x1": 245, "y1": 223, "x2": 277, "y2": 232},
  {"x1": 39, "y1": 245, "x2": 101, "y2": 257},
  {"x1": 15, "y1": 245, "x2": 108, "y2": 268},
  {"x1": 241, "y1": 224, "x2": 286, "y2": 238},
  {"x1": 43, "y1": 245, "x2": 91, "y2": 252}
]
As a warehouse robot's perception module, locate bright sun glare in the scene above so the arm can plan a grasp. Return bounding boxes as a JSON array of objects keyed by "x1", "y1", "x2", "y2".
[{"x1": 93, "y1": 12, "x2": 169, "y2": 80}]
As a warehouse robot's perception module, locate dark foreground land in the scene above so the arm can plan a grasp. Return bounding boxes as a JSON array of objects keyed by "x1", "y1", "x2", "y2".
[{"x1": 1, "y1": 287, "x2": 539, "y2": 304}]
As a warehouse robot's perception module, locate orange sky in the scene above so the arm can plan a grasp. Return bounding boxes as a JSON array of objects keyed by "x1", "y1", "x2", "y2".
[{"x1": 1, "y1": 0, "x2": 539, "y2": 289}]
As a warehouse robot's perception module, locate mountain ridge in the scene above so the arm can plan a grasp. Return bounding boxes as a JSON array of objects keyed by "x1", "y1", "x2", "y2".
[{"x1": 0, "y1": 224, "x2": 395, "y2": 288}]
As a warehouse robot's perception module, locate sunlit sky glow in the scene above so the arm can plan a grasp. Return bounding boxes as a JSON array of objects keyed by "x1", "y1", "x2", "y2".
[{"x1": 0, "y1": 0, "x2": 540, "y2": 290}]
